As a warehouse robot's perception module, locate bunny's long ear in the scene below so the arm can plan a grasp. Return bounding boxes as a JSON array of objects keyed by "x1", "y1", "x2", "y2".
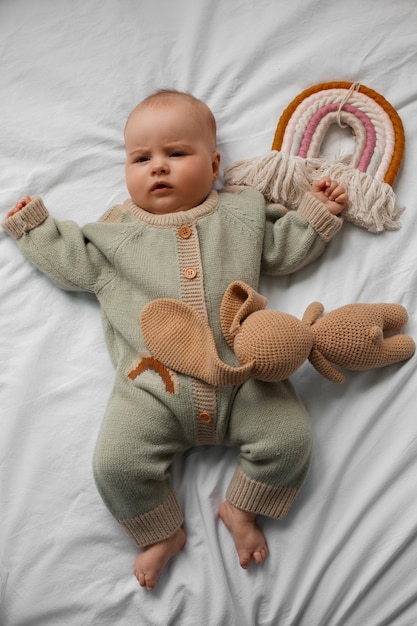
[
  {"x1": 220, "y1": 281, "x2": 267, "y2": 349},
  {"x1": 141, "y1": 298, "x2": 254, "y2": 386}
]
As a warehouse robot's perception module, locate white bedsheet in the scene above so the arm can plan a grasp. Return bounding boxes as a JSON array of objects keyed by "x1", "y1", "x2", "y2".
[{"x1": 1, "y1": 1, "x2": 417, "y2": 624}]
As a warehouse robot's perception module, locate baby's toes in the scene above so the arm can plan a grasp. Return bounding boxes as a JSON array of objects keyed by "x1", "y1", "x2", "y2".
[
  {"x1": 253, "y1": 546, "x2": 268, "y2": 565},
  {"x1": 239, "y1": 551, "x2": 252, "y2": 570},
  {"x1": 134, "y1": 566, "x2": 153, "y2": 591},
  {"x1": 144, "y1": 573, "x2": 157, "y2": 591}
]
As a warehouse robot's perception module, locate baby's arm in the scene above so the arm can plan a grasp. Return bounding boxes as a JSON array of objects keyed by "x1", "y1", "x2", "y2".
[
  {"x1": 311, "y1": 177, "x2": 347, "y2": 215},
  {"x1": 3, "y1": 195, "x2": 107, "y2": 293},
  {"x1": 261, "y1": 176, "x2": 345, "y2": 275}
]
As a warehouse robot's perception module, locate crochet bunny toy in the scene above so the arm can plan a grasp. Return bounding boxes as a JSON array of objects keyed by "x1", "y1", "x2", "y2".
[{"x1": 140, "y1": 281, "x2": 415, "y2": 385}]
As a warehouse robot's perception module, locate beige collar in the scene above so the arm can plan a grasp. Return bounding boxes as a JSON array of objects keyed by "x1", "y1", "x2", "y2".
[{"x1": 123, "y1": 190, "x2": 219, "y2": 227}]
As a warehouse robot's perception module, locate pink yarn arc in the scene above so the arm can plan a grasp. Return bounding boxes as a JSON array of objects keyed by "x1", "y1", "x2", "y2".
[{"x1": 298, "y1": 102, "x2": 376, "y2": 172}]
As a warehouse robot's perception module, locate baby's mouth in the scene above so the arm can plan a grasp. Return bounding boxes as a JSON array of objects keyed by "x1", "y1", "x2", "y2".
[{"x1": 151, "y1": 182, "x2": 172, "y2": 191}]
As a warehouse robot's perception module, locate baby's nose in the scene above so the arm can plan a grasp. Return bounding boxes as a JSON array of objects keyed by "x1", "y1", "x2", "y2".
[{"x1": 152, "y1": 160, "x2": 169, "y2": 174}]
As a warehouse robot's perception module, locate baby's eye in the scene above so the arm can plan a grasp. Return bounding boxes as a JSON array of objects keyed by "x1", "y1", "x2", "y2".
[
  {"x1": 170, "y1": 151, "x2": 186, "y2": 157},
  {"x1": 134, "y1": 156, "x2": 150, "y2": 163}
]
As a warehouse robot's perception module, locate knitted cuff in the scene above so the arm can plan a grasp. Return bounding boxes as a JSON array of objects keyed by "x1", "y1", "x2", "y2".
[
  {"x1": 1, "y1": 196, "x2": 49, "y2": 239},
  {"x1": 226, "y1": 467, "x2": 299, "y2": 520},
  {"x1": 119, "y1": 490, "x2": 184, "y2": 548},
  {"x1": 298, "y1": 192, "x2": 343, "y2": 242}
]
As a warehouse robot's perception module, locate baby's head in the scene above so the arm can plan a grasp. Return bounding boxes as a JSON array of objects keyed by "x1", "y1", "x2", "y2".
[{"x1": 124, "y1": 90, "x2": 221, "y2": 214}]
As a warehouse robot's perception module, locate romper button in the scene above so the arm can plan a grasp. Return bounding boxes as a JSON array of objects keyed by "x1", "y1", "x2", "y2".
[
  {"x1": 198, "y1": 411, "x2": 212, "y2": 423},
  {"x1": 178, "y1": 225, "x2": 192, "y2": 239},
  {"x1": 184, "y1": 267, "x2": 197, "y2": 280}
]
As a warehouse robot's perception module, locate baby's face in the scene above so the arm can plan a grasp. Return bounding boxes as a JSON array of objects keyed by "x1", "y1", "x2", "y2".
[{"x1": 125, "y1": 102, "x2": 220, "y2": 214}]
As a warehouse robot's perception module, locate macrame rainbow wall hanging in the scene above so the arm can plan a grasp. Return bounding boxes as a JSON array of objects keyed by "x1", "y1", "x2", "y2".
[{"x1": 224, "y1": 82, "x2": 405, "y2": 233}]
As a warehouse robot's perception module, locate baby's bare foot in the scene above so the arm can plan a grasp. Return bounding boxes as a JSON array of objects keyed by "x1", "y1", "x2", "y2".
[
  {"x1": 133, "y1": 527, "x2": 186, "y2": 591},
  {"x1": 219, "y1": 500, "x2": 268, "y2": 569}
]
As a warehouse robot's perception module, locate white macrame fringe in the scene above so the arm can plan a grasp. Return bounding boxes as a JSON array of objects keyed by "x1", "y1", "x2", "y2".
[{"x1": 223, "y1": 151, "x2": 404, "y2": 233}]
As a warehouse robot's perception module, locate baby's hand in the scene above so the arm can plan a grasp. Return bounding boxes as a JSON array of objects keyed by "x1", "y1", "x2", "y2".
[
  {"x1": 311, "y1": 178, "x2": 347, "y2": 215},
  {"x1": 7, "y1": 195, "x2": 32, "y2": 217}
]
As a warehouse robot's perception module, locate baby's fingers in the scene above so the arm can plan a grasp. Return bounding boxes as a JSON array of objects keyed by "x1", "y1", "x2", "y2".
[
  {"x1": 19, "y1": 195, "x2": 32, "y2": 207},
  {"x1": 328, "y1": 185, "x2": 347, "y2": 203},
  {"x1": 7, "y1": 195, "x2": 32, "y2": 216},
  {"x1": 312, "y1": 176, "x2": 331, "y2": 193}
]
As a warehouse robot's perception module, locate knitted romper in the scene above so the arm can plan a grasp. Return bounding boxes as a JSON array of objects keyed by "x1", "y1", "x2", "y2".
[{"x1": 2, "y1": 187, "x2": 342, "y2": 548}]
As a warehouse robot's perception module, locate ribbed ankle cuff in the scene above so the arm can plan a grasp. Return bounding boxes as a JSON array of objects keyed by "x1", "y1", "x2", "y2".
[
  {"x1": 226, "y1": 467, "x2": 299, "y2": 519},
  {"x1": 119, "y1": 490, "x2": 184, "y2": 547}
]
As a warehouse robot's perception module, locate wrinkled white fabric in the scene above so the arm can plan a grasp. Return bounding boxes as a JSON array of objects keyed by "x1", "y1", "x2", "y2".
[{"x1": 1, "y1": 1, "x2": 417, "y2": 624}]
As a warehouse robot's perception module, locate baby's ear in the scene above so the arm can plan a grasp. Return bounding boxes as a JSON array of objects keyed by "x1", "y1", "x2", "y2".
[{"x1": 212, "y1": 151, "x2": 221, "y2": 180}]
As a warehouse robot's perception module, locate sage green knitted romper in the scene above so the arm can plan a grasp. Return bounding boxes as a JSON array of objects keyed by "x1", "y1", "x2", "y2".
[{"x1": 2, "y1": 187, "x2": 342, "y2": 547}]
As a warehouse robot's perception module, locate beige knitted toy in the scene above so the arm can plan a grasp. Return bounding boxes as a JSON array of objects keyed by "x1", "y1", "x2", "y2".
[{"x1": 141, "y1": 281, "x2": 415, "y2": 385}]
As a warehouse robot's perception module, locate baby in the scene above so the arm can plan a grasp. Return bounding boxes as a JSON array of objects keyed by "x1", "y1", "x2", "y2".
[{"x1": 3, "y1": 89, "x2": 347, "y2": 591}]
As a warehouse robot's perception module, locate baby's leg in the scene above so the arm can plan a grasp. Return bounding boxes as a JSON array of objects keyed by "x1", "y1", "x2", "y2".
[
  {"x1": 218, "y1": 501, "x2": 268, "y2": 569},
  {"x1": 222, "y1": 378, "x2": 312, "y2": 567},
  {"x1": 133, "y1": 527, "x2": 186, "y2": 591},
  {"x1": 93, "y1": 383, "x2": 190, "y2": 589}
]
